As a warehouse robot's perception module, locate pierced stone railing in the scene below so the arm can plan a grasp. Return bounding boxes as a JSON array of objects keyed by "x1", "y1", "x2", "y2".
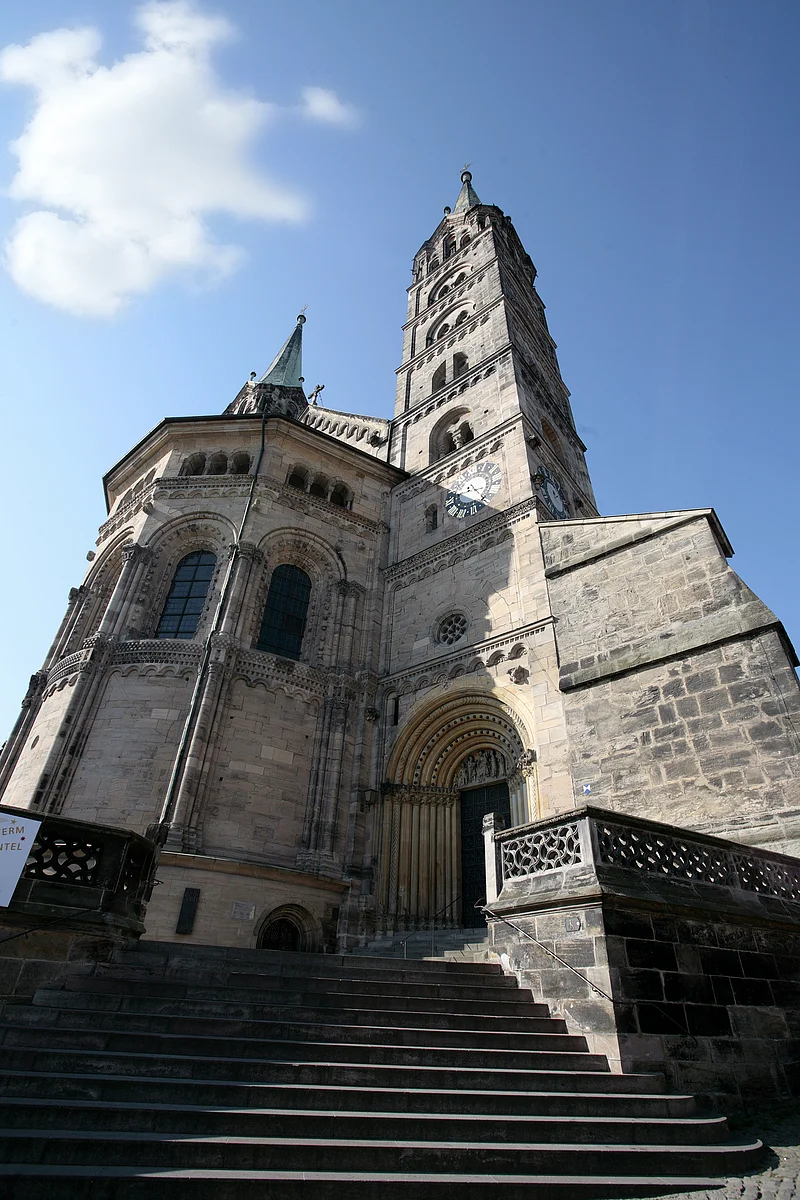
[
  {"x1": 483, "y1": 805, "x2": 800, "y2": 909},
  {"x1": 1, "y1": 806, "x2": 158, "y2": 932}
]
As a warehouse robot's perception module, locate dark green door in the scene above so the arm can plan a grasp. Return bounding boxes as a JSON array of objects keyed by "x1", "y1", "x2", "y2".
[{"x1": 460, "y1": 782, "x2": 510, "y2": 927}]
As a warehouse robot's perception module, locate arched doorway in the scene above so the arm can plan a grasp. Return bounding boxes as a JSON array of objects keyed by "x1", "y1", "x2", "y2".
[
  {"x1": 258, "y1": 916, "x2": 303, "y2": 952},
  {"x1": 381, "y1": 691, "x2": 536, "y2": 931},
  {"x1": 256, "y1": 905, "x2": 316, "y2": 952}
]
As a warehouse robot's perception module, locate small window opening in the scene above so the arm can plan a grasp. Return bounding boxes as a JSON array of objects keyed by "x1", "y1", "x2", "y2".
[
  {"x1": 180, "y1": 453, "x2": 206, "y2": 477},
  {"x1": 460, "y1": 234, "x2": 471, "y2": 248},
  {"x1": 287, "y1": 470, "x2": 307, "y2": 490},
  {"x1": 454, "y1": 310, "x2": 468, "y2": 327},
  {"x1": 431, "y1": 362, "x2": 447, "y2": 393},
  {"x1": 436, "y1": 324, "x2": 450, "y2": 341},
  {"x1": 392, "y1": 696, "x2": 400, "y2": 725},
  {"x1": 453, "y1": 352, "x2": 469, "y2": 379},
  {"x1": 425, "y1": 504, "x2": 438, "y2": 532},
  {"x1": 309, "y1": 478, "x2": 327, "y2": 499},
  {"x1": 444, "y1": 237, "x2": 456, "y2": 260},
  {"x1": 207, "y1": 453, "x2": 227, "y2": 476},
  {"x1": 453, "y1": 421, "x2": 474, "y2": 448},
  {"x1": 330, "y1": 486, "x2": 349, "y2": 508},
  {"x1": 230, "y1": 452, "x2": 250, "y2": 475}
]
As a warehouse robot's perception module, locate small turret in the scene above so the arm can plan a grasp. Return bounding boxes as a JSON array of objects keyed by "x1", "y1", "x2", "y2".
[{"x1": 226, "y1": 314, "x2": 308, "y2": 419}]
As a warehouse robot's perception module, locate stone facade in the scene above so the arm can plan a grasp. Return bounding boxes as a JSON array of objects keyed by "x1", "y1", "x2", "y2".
[{"x1": 0, "y1": 171, "x2": 797, "y2": 949}]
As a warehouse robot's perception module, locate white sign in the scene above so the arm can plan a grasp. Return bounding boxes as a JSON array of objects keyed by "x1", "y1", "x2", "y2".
[
  {"x1": 230, "y1": 901, "x2": 255, "y2": 921},
  {"x1": 0, "y1": 812, "x2": 41, "y2": 907}
]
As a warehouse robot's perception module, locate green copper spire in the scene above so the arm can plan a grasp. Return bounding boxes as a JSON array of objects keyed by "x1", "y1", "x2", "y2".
[
  {"x1": 454, "y1": 168, "x2": 481, "y2": 213},
  {"x1": 260, "y1": 313, "x2": 306, "y2": 387}
]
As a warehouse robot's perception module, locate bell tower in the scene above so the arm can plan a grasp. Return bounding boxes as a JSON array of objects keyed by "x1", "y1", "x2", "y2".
[{"x1": 388, "y1": 170, "x2": 596, "y2": 522}]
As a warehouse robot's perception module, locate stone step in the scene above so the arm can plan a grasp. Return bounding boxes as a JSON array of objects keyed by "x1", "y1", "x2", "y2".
[
  {"x1": 6, "y1": 1004, "x2": 579, "y2": 1052},
  {"x1": 90, "y1": 966, "x2": 523, "y2": 1001},
  {"x1": 0, "y1": 943, "x2": 756, "y2": 1196},
  {"x1": 0, "y1": 1050, "x2": 656, "y2": 1093},
  {"x1": 0, "y1": 1025, "x2": 608, "y2": 1073},
  {"x1": 0, "y1": 1166, "x2": 732, "y2": 1199},
  {"x1": 0, "y1": 1128, "x2": 764, "y2": 1175},
  {"x1": 129, "y1": 944, "x2": 504, "y2": 978},
  {"x1": 30, "y1": 986, "x2": 556, "y2": 1031},
  {"x1": 61, "y1": 975, "x2": 549, "y2": 1018},
  {"x1": 0, "y1": 1098, "x2": 732, "y2": 1146},
  {"x1": 0, "y1": 1072, "x2": 681, "y2": 1115}
]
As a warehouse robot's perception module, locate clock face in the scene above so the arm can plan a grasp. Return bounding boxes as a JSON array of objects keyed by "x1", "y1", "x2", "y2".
[
  {"x1": 445, "y1": 461, "x2": 502, "y2": 519},
  {"x1": 537, "y1": 469, "x2": 568, "y2": 519}
]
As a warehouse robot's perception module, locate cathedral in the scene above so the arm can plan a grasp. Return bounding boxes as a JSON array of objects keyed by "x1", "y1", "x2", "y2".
[{"x1": 1, "y1": 170, "x2": 798, "y2": 954}]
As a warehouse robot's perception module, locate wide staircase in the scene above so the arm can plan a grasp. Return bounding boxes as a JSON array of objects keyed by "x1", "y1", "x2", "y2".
[{"x1": 0, "y1": 941, "x2": 763, "y2": 1197}]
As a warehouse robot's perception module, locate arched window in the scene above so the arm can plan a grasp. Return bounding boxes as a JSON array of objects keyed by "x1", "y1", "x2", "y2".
[
  {"x1": 453, "y1": 351, "x2": 469, "y2": 379},
  {"x1": 256, "y1": 564, "x2": 311, "y2": 659},
  {"x1": 230, "y1": 452, "x2": 250, "y2": 474},
  {"x1": 155, "y1": 551, "x2": 217, "y2": 640},
  {"x1": 454, "y1": 421, "x2": 474, "y2": 449},
  {"x1": 436, "y1": 324, "x2": 450, "y2": 341},
  {"x1": 454, "y1": 272, "x2": 467, "y2": 287},
  {"x1": 180, "y1": 453, "x2": 206, "y2": 477},
  {"x1": 541, "y1": 419, "x2": 563, "y2": 461},
  {"x1": 207, "y1": 453, "x2": 227, "y2": 476},
  {"x1": 309, "y1": 477, "x2": 327, "y2": 499},
  {"x1": 431, "y1": 362, "x2": 447, "y2": 393},
  {"x1": 444, "y1": 237, "x2": 456, "y2": 260},
  {"x1": 425, "y1": 504, "x2": 438, "y2": 532},
  {"x1": 429, "y1": 256, "x2": 439, "y2": 273},
  {"x1": 330, "y1": 485, "x2": 350, "y2": 508},
  {"x1": 460, "y1": 234, "x2": 471, "y2": 248},
  {"x1": 454, "y1": 310, "x2": 468, "y2": 327},
  {"x1": 287, "y1": 468, "x2": 307, "y2": 490},
  {"x1": 477, "y1": 214, "x2": 487, "y2": 231}
]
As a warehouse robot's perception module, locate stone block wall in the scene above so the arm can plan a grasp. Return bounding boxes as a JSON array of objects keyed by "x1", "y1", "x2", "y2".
[{"x1": 485, "y1": 807, "x2": 800, "y2": 1107}]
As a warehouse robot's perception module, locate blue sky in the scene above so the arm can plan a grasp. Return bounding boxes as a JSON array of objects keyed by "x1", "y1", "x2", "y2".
[{"x1": 0, "y1": 0, "x2": 797, "y2": 736}]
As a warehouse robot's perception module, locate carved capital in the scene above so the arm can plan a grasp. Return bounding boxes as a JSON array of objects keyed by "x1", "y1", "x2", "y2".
[
  {"x1": 236, "y1": 541, "x2": 264, "y2": 565},
  {"x1": 121, "y1": 543, "x2": 152, "y2": 567},
  {"x1": 482, "y1": 811, "x2": 506, "y2": 834},
  {"x1": 511, "y1": 749, "x2": 537, "y2": 779}
]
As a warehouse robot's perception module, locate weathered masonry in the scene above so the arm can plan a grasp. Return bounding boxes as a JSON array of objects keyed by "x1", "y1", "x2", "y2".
[{"x1": 1, "y1": 170, "x2": 798, "y2": 950}]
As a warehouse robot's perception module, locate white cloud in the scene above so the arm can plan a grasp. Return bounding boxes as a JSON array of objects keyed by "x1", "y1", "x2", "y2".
[
  {"x1": 299, "y1": 86, "x2": 360, "y2": 129},
  {"x1": 0, "y1": 2, "x2": 355, "y2": 317}
]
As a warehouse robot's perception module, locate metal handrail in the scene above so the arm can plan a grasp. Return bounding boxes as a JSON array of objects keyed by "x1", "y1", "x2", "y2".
[
  {"x1": 397, "y1": 896, "x2": 462, "y2": 959},
  {"x1": 479, "y1": 902, "x2": 615, "y2": 1003},
  {"x1": 479, "y1": 900, "x2": 697, "y2": 1041}
]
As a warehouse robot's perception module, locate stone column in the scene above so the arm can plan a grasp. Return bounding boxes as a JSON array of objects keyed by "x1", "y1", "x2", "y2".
[
  {"x1": 43, "y1": 585, "x2": 91, "y2": 669},
  {"x1": 96, "y1": 543, "x2": 147, "y2": 638},
  {"x1": 163, "y1": 633, "x2": 237, "y2": 850},
  {"x1": 219, "y1": 542, "x2": 262, "y2": 639}
]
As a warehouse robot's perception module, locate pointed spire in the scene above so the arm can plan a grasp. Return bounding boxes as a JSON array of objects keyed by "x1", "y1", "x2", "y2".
[
  {"x1": 454, "y1": 168, "x2": 481, "y2": 213},
  {"x1": 260, "y1": 313, "x2": 306, "y2": 388},
  {"x1": 225, "y1": 313, "x2": 309, "y2": 419}
]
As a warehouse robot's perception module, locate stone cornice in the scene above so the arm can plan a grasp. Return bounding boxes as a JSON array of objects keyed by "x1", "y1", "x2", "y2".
[
  {"x1": 381, "y1": 620, "x2": 554, "y2": 694},
  {"x1": 385, "y1": 495, "x2": 538, "y2": 584}
]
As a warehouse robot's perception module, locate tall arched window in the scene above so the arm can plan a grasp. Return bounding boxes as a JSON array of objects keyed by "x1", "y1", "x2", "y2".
[
  {"x1": 431, "y1": 362, "x2": 447, "y2": 393},
  {"x1": 155, "y1": 551, "x2": 216, "y2": 640},
  {"x1": 257, "y1": 565, "x2": 311, "y2": 659}
]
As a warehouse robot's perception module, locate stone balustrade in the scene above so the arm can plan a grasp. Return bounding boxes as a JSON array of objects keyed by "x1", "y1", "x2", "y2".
[{"x1": 481, "y1": 805, "x2": 800, "y2": 1107}]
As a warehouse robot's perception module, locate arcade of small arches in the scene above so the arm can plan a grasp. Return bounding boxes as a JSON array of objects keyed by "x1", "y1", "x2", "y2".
[
  {"x1": 180, "y1": 451, "x2": 252, "y2": 477},
  {"x1": 285, "y1": 465, "x2": 353, "y2": 509}
]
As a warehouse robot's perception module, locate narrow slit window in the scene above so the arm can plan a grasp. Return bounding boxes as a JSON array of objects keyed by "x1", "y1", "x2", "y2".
[
  {"x1": 155, "y1": 551, "x2": 216, "y2": 640},
  {"x1": 257, "y1": 565, "x2": 312, "y2": 660}
]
